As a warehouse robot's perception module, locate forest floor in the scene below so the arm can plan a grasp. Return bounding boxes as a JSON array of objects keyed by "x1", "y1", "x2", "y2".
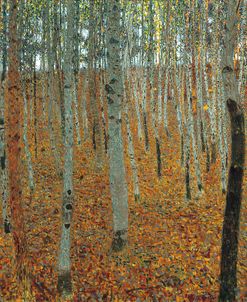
[{"x1": 0, "y1": 80, "x2": 246, "y2": 301}]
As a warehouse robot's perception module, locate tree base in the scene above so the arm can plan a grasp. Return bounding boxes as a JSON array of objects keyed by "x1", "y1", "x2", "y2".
[
  {"x1": 57, "y1": 272, "x2": 72, "y2": 297},
  {"x1": 111, "y1": 230, "x2": 127, "y2": 252}
]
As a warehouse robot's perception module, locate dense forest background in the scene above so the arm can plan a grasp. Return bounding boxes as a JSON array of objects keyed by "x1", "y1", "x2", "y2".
[{"x1": 0, "y1": 0, "x2": 246, "y2": 301}]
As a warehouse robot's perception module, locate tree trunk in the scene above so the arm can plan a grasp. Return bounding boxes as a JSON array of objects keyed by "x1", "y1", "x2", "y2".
[
  {"x1": 57, "y1": 0, "x2": 75, "y2": 297},
  {"x1": 219, "y1": 0, "x2": 245, "y2": 300},
  {"x1": 0, "y1": 0, "x2": 11, "y2": 234},
  {"x1": 21, "y1": 79, "x2": 35, "y2": 193},
  {"x1": 106, "y1": 0, "x2": 128, "y2": 252},
  {"x1": 53, "y1": 1, "x2": 65, "y2": 139},
  {"x1": 124, "y1": 95, "x2": 140, "y2": 202},
  {"x1": 142, "y1": 67, "x2": 150, "y2": 152},
  {"x1": 172, "y1": 67, "x2": 184, "y2": 167},
  {"x1": 33, "y1": 55, "x2": 38, "y2": 159},
  {"x1": 140, "y1": 2, "x2": 149, "y2": 152},
  {"x1": 186, "y1": 68, "x2": 203, "y2": 194},
  {"x1": 81, "y1": 75, "x2": 89, "y2": 141},
  {"x1": 7, "y1": 0, "x2": 30, "y2": 297},
  {"x1": 46, "y1": 2, "x2": 62, "y2": 176},
  {"x1": 99, "y1": 66, "x2": 108, "y2": 153},
  {"x1": 88, "y1": 0, "x2": 103, "y2": 167}
]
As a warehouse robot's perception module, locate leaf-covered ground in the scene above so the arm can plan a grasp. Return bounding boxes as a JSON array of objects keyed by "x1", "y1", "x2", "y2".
[{"x1": 0, "y1": 81, "x2": 246, "y2": 301}]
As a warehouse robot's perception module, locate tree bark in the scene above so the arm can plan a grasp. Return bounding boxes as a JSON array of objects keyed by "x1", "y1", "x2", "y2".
[
  {"x1": 57, "y1": 0, "x2": 75, "y2": 296},
  {"x1": 46, "y1": 2, "x2": 62, "y2": 176},
  {"x1": 88, "y1": 0, "x2": 103, "y2": 167},
  {"x1": 7, "y1": 0, "x2": 30, "y2": 296},
  {"x1": 219, "y1": 0, "x2": 245, "y2": 300},
  {"x1": 21, "y1": 79, "x2": 35, "y2": 193},
  {"x1": 106, "y1": 0, "x2": 128, "y2": 252},
  {"x1": 0, "y1": 0, "x2": 11, "y2": 234}
]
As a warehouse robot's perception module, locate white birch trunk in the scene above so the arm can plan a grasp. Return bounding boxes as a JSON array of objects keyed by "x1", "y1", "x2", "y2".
[
  {"x1": 57, "y1": 0, "x2": 74, "y2": 296},
  {"x1": 157, "y1": 62, "x2": 163, "y2": 126},
  {"x1": 124, "y1": 92, "x2": 140, "y2": 202},
  {"x1": 184, "y1": 115, "x2": 191, "y2": 201},
  {"x1": 41, "y1": 52, "x2": 46, "y2": 118},
  {"x1": 46, "y1": 4, "x2": 62, "y2": 176},
  {"x1": 0, "y1": 67, "x2": 10, "y2": 233},
  {"x1": 0, "y1": 0, "x2": 10, "y2": 233},
  {"x1": 186, "y1": 67, "x2": 203, "y2": 194},
  {"x1": 81, "y1": 76, "x2": 89, "y2": 141},
  {"x1": 173, "y1": 67, "x2": 184, "y2": 166},
  {"x1": 210, "y1": 71, "x2": 218, "y2": 163},
  {"x1": 99, "y1": 66, "x2": 108, "y2": 153},
  {"x1": 218, "y1": 78, "x2": 227, "y2": 194},
  {"x1": 142, "y1": 66, "x2": 149, "y2": 151},
  {"x1": 106, "y1": 0, "x2": 128, "y2": 252},
  {"x1": 131, "y1": 70, "x2": 143, "y2": 141},
  {"x1": 22, "y1": 80, "x2": 35, "y2": 192},
  {"x1": 73, "y1": 78, "x2": 81, "y2": 145},
  {"x1": 163, "y1": 59, "x2": 169, "y2": 137},
  {"x1": 194, "y1": 53, "x2": 203, "y2": 153}
]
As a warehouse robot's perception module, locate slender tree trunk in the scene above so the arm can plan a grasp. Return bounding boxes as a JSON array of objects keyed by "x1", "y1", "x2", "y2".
[
  {"x1": 0, "y1": 0, "x2": 11, "y2": 234},
  {"x1": 57, "y1": 0, "x2": 74, "y2": 296},
  {"x1": 41, "y1": 15, "x2": 47, "y2": 119},
  {"x1": 217, "y1": 61, "x2": 227, "y2": 194},
  {"x1": 140, "y1": 1, "x2": 149, "y2": 152},
  {"x1": 186, "y1": 68, "x2": 203, "y2": 194},
  {"x1": 201, "y1": 3, "x2": 211, "y2": 171},
  {"x1": 88, "y1": 0, "x2": 103, "y2": 167},
  {"x1": 172, "y1": 67, "x2": 184, "y2": 167},
  {"x1": 195, "y1": 49, "x2": 208, "y2": 155},
  {"x1": 99, "y1": 66, "x2": 108, "y2": 153},
  {"x1": 184, "y1": 70, "x2": 191, "y2": 201},
  {"x1": 46, "y1": 3, "x2": 62, "y2": 176},
  {"x1": 106, "y1": 0, "x2": 128, "y2": 252},
  {"x1": 157, "y1": 62, "x2": 163, "y2": 126},
  {"x1": 81, "y1": 75, "x2": 89, "y2": 141},
  {"x1": 185, "y1": 125, "x2": 191, "y2": 201},
  {"x1": 194, "y1": 52, "x2": 203, "y2": 154},
  {"x1": 124, "y1": 91, "x2": 140, "y2": 202},
  {"x1": 73, "y1": 0, "x2": 81, "y2": 146},
  {"x1": 219, "y1": 0, "x2": 245, "y2": 300},
  {"x1": 73, "y1": 80, "x2": 82, "y2": 145},
  {"x1": 157, "y1": 4, "x2": 164, "y2": 126},
  {"x1": 148, "y1": 0, "x2": 161, "y2": 178},
  {"x1": 162, "y1": 0, "x2": 171, "y2": 138},
  {"x1": 33, "y1": 55, "x2": 38, "y2": 159},
  {"x1": 163, "y1": 61, "x2": 170, "y2": 138},
  {"x1": 131, "y1": 70, "x2": 143, "y2": 141},
  {"x1": 142, "y1": 67, "x2": 149, "y2": 152},
  {"x1": 53, "y1": 1, "x2": 65, "y2": 139},
  {"x1": 7, "y1": 0, "x2": 30, "y2": 297},
  {"x1": 210, "y1": 72, "x2": 218, "y2": 164},
  {"x1": 21, "y1": 79, "x2": 35, "y2": 193}
]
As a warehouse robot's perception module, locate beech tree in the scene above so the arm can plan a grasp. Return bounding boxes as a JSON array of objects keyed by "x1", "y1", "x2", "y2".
[
  {"x1": 57, "y1": 0, "x2": 75, "y2": 296},
  {"x1": 219, "y1": 0, "x2": 245, "y2": 300},
  {"x1": 106, "y1": 0, "x2": 128, "y2": 252},
  {"x1": 0, "y1": 0, "x2": 10, "y2": 233},
  {"x1": 89, "y1": 0, "x2": 104, "y2": 167},
  {"x1": 7, "y1": 0, "x2": 30, "y2": 297}
]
